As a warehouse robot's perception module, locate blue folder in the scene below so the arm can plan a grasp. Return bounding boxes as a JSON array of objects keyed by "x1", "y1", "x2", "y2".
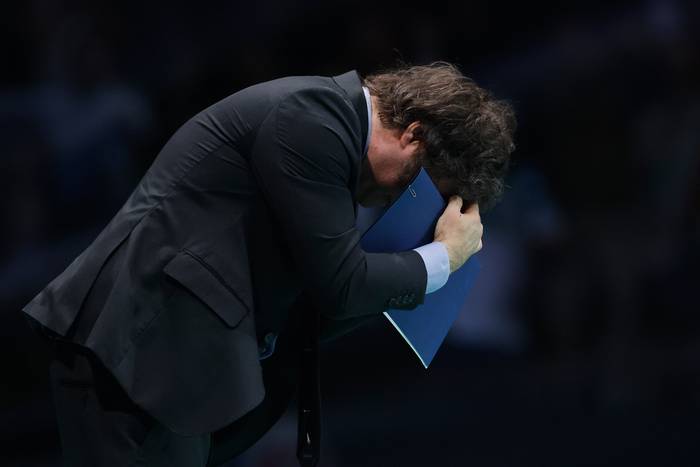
[{"x1": 356, "y1": 168, "x2": 480, "y2": 368}]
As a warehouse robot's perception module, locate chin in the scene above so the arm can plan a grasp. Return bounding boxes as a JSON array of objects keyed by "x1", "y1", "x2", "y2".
[
  {"x1": 377, "y1": 175, "x2": 404, "y2": 190},
  {"x1": 359, "y1": 193, "x2": 393, "y2": 208}
]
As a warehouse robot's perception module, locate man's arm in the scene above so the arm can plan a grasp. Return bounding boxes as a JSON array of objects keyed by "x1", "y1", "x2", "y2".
[{"x1": 249, "y1": 87, "x2": 427, "y2": 320}]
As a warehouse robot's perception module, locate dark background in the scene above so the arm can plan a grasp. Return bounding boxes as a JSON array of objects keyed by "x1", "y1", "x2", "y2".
[{"x1": 2, "y1": 0, "x2": 699, "y2": 466}]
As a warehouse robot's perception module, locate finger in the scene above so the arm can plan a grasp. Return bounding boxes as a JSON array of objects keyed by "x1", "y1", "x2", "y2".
[{"x1": 447, "y1": 195, "x2": 463, "y2": 212}]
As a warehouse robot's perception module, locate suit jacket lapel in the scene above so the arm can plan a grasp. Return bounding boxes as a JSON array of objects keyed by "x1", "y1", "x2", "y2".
[{"x1": 331, "y1": 70, "x2": 369, "y2": 159}]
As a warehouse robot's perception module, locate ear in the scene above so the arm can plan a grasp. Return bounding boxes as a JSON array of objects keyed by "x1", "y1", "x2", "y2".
[{"x1": 399, "y1": 121, "x2": 421, "y2": 148}]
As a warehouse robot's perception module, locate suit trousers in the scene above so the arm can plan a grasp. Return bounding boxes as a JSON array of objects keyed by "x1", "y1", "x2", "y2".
[
  {"x1": 49, "y1": 340, "x2": 211, "y2": 467},
  {"x1": 46, "y1": 317, "x2": 301, "y2": 467}
]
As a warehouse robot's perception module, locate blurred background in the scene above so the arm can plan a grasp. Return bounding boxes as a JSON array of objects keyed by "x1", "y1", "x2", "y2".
[{"x1": 2, "y1": 0, "x2": 699, "y2": 465}]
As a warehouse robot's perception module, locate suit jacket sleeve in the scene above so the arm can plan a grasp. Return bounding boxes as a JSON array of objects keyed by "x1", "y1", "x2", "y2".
[{"x1": 249, "y1": 86, "x2": 427, "y2": 320}]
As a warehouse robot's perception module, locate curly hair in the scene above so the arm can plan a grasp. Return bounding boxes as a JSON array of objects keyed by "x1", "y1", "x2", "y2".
[{"x1": 363, "y1": 61, "x2": 516, "y2": 210}]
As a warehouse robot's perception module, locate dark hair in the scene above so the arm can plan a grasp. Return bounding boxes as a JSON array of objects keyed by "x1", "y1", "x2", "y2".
[{"x1": 363, "y1": 61, "x2": 516, "y2": 210}]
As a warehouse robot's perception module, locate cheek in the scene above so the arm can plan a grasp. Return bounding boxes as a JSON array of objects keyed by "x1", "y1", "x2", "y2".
[
  {"x1": 399, "y1": 155, "x2": 420, "y2": 184},
  {"x1": 387, "y1": 162, "x2": 410, "y2": 187},
  {"x1": 372, "y1": 147, "x2": 417, "y2": 187},
  {"x1": 374, "y1": 155, "x2": 402, "y2": 187}
]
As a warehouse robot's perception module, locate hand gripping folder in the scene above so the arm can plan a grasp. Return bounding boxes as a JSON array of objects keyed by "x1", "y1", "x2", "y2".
[{"x1": 356, "y1": 168, "x2": 480, "y2": 368}]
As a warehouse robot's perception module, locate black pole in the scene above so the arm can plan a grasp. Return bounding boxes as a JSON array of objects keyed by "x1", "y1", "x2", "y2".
[{"x1": 296, "y1": 295, "x2": 321, "y2": 467}]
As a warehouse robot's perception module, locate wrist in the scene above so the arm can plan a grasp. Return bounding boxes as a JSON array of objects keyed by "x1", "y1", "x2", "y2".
[{"x1": 435, "y1": 240, "x2": 457, "y2": 273}]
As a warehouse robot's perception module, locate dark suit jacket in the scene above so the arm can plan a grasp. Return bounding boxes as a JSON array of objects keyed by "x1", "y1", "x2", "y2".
[{"x1": 22, "y1": 70, "x2": 427, "y2": 436}]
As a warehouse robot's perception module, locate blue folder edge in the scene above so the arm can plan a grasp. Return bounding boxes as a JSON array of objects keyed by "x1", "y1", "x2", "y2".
[{"x1": 357, "y1": 168, "x2": 480, "y2": 368}]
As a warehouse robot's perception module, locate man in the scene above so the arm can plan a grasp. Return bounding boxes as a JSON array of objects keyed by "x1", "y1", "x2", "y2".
[{"x1": 22, "y1": 62, "x2": 515, "y2": 466}]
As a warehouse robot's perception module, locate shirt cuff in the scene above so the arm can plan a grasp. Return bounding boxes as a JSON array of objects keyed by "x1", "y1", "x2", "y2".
[{"x1": 412, "y1": 241, "x2": 450, "y2": 294}]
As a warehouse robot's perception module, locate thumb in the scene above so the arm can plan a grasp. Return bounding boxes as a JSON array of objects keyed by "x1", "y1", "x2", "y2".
[{"x1": 447, "y1": 195, "x2": 463, "y2": 213}]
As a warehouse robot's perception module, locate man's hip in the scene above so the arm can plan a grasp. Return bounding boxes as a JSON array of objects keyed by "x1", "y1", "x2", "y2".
[{"x1": 49, "y1": 341, "x2": 211, "y2": 467}]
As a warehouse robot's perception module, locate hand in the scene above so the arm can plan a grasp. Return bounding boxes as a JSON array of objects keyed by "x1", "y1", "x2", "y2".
[{"x1": 433, "y1": 196, "x2": 483, "y2": 273}]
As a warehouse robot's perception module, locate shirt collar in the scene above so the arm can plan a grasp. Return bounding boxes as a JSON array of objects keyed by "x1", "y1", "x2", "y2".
[
  {"x1": 361, "y1": 86, "x2": 372, "y2": 158},
  {"x1": 331, "y1": 71, "x2": 369, "y2": 161}
]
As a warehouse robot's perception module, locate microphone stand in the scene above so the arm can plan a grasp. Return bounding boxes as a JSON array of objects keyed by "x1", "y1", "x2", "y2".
[{"x1": 296, "y1": 296, "x2": 321, "y2": 467}]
